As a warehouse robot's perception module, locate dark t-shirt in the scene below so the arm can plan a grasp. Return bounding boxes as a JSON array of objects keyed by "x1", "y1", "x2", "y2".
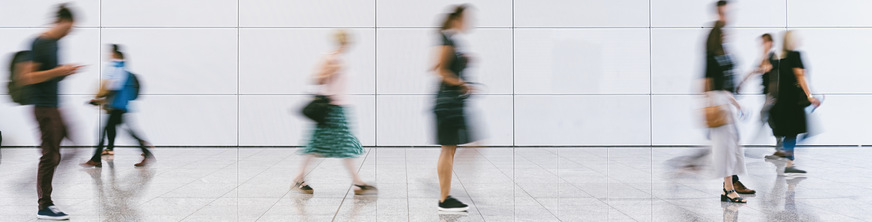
[
  {"x1": 704, "y1": 52, "x2": 736, "y2": 93},
  {"x1": 28, "y1": 37, "x2": 64, "y2": 107},
  {"x1": 761, "y1": 52, "x2": 779, "y2": 95},
  {"x1": 776, "y1": 51, "x2": 806, "y2": 102},
  {"x1": 439, "y1": 31, "x2": 467, "y2": 82}
]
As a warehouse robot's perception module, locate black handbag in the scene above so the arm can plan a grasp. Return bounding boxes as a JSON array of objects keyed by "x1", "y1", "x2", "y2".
[{"x1": 302, "y1": 95, "x2": 331, "y2": 123}]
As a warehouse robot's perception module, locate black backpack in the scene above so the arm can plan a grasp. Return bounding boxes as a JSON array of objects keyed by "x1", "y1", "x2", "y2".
[{"x1": 7, "y1": 51, "x2": 31, "y2": 105}]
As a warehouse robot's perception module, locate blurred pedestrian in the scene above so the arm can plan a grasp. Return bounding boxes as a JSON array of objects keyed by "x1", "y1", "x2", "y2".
[
  {"x1": 769, "y1": 30, "x2": 820, "y2": 176},
  {"x1": 291, "y1": 30, "x2": 377, "y2": 195},
  {"x1": 703, "y1": 0, "x2": 753, "y2": 203},
  {"x1": 737, "y1": 33, "x2": 786, "y2": 159},
  {"x1": 16, "y1": 4, "x2": 83, "y2": 220},
  {"x1": 432, "y1": 4, "x2": 474, "y2": 212},
  {"x1": 81, "y1": 44, "x2": 155, "y2": 168}
]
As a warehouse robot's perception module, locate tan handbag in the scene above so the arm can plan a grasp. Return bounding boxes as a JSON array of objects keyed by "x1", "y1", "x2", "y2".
[{"x1": 704, "y1": 95, "x2": 730, "y2": 128}]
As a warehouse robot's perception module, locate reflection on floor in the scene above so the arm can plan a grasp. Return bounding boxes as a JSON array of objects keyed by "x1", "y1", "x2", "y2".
[{"x1": 1, "y1": 147, "x2": 871, "y2": 221}]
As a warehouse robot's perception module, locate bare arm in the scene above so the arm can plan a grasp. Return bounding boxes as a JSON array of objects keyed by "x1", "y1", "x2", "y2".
[
  {"x1": 95, "y1": 80, "x2": 111, "y2": 98},
  {"x1": 16, "y1": 62, "x2": 77, "y2": 85},
  {"x1": 794, "y1": 67, "x2": 820, "y2": 106},
  {"x1": 313, "y1": 56, "x2": 340, "y2": 85},
  {"x1": 703, "y1": 78, "x2": 712, "y2": 93}
]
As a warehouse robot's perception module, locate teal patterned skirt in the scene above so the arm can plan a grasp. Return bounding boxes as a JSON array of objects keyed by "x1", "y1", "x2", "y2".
[{"x1": 300, "y1": 105, "x2": 364, "y2": 158}]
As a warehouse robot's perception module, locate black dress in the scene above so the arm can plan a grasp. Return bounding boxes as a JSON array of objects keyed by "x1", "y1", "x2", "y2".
[
  {"x1": 433, "y1": 31, "x2": 472, "y2": 146},
  {"x1": 770, "y1": 51, "x2": 808, "y2": 137}
]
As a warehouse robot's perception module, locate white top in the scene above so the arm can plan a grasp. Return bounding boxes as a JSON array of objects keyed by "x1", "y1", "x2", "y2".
[
  {"x1": 103, "y1": 60, "x2": 128, "y2": 91},
  {"x1": 318, "y1": 53, "x2": 348, "y2": 105}
]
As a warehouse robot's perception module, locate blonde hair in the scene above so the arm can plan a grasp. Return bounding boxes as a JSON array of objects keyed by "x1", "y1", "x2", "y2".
[
  {"x1": 333, "y1": 29, "x2": 350, "y2": 46},
  {"x1": 781, "y1": 30, "x2": 797, "y2": 59}
]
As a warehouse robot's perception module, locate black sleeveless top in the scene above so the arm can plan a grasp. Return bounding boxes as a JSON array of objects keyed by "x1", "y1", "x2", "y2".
[{"x1": 439, "y1": 31, "x2": 468, "y2": 90}]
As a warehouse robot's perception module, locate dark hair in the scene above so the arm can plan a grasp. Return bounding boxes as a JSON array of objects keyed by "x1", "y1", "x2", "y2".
[
  {"x1": 706, "y1": 21, "x2": 726, "y2": 55},
  {"x1": 55, "y1": 4, "x2": 75, "y2": 23},
  {"x1": 111, "y1": 44, "x2": 124, "y2": 59},
  {"x1": 439, "y1": 5, "x2": 467, "y2": 31},
  {"x1": 761, "y1": 33, "x2": 773, "y2": 42},
  {"x1": 716, "y1": 1, "x2": 728, "y2": 7}
]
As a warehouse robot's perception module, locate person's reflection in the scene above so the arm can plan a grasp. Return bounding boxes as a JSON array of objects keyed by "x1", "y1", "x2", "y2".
[
  {"x1": 83, "y1": 156, "x2": 154, "y2": 220},
  {"x1": 721, "y1": 201, "x2": 743, "y2": 222},
  {"x1": 291, "y1": 193, "x2": 313, "y2": 221},
  {"x1": 763, "y1": 159, "x2": 819, "y2": 221}
]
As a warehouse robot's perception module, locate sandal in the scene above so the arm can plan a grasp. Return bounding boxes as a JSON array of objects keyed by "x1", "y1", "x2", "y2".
[
  {"x1": 292, "y1": 181, "x2": 314, "y2": 194},
  {"x1": 353, "y1": 184, "x2": 378, "y2": 195},
  {"x1": 721, "y1": 189, "x2": 747, "y2": 203}
]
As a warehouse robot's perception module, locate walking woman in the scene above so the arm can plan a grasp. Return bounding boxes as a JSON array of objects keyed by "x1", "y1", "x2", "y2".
[
  {"x1": 291, "y1": 30, "x2": 377, "y2": 195},
  {"x1": 704, "y1": 20, "x2": 749, "y2": 203},
  {"x1": 432, "y1": 4, "x2": 473, "y2": 212},
  {"x1": 770, "y1": 30, "x2": 820, "y2": 176},
  {"x1": 81, "y1": 44, "x2": 155, "y2": 168}
]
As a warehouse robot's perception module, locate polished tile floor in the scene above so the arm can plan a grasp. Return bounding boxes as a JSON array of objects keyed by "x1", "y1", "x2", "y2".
[{"x1": 1, "y1": 147, "x2": 871, "y2": 221}]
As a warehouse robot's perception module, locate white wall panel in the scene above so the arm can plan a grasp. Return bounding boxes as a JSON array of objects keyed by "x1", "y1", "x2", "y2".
[
  {"x1": 650, "y1": 28, "x2": 706, "y2": 95},
  {"x1": 514, "y1": 0, "x2": 648, "y2": 27},
  {"x1": 121, "y1": 95, "x2": 237, "y2": 146},
  {"x1": 795, "y1": 95, "x2": 872, "y2": 146},
  {"x1": 0, "y1": 1, "x2": 100, "y2": 27},
  {"x1": 377, "y1": 0, "x2": 511, "y2": 27},
  {"x1": 514, "y1": 95, "x2": 650, "y2": 146},
  {"x1": 514, "y1": 29, "x2": 650, "y2": 95},
  {"x1": 240, "y1": 0, "x2": 374, "y2": 27},
  {"x1": 458, "y1": 28, "x2": 513, "y2": 94},
  {"x1": 376, "y1": 29, "x2": 442, "y2": 95},
  {"x1": 239, "y1": 28, "x2": 375, "y2": 95},
  {"x1": 100, "y1": 29, "x2": 238, "y2": 95},
  {"x1": 793, "y1": 29, "x2": 872, "y2": 94},
  {"x1": 0, "y1": 95, "x2": 99, "y2": 146},
  {"x1": 238, "y1": 95, "x2": 375, "y2": 146},
  {"x1": 788, "y1": 0, "x2": 872, "y2": 27},
  {"x1": 652, "y1": 0, "x2": 786, "y2": 28},
  {"x1": 102, "y1": 0, "x2": 237, "y2": 27},
  {"x1": 465, "y1": 95, "x2": 513, "y2": 146},
  {"x1": 375, "y1": 95, "x2": 433, "y2": 146}
]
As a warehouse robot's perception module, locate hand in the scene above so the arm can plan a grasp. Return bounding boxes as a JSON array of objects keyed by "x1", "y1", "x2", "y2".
[
  {"x1": 460, "y1": 83, "x2": 473, "y2": 94},
  {"x1": 57, "y1": 64, "x2": 84, "y2": 76},
  {"x1": 809, "y1": 97, "x2": 821, "y2": 107}
]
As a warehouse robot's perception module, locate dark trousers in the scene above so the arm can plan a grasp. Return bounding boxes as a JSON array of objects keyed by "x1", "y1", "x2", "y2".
[
  {"x1": 89, "y1": 109, "x2": 152, "y2": 162},
  {"x1": 33, "y1": 107, "x2": 67, "y2": 210}
]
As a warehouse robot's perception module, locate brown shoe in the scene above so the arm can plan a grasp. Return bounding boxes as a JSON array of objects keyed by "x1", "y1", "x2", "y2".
[
  {"x1": 101, "y1": 150, "x2": 114, "y2": 156},
  {"x1": 773, "y1": 151, "x2": 786, "y2": 157},
  {"x1": 80, "y1": 160, "x2": 102, "y2": 168},
  {"x1": 733, "y1": 181, "x2": 756, "y2": 194},
  {"x1": 134, "y1": 156, "x2": 155, "y2": 167},
  {"x1": 353, "y1": 184, "x2": 378, "y2": 195}
]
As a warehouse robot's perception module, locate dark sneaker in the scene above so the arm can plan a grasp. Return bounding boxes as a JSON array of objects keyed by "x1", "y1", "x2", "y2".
[
  {"x1": 80, "y1": 160, "x2": 101, "y2": 168},
  {"x1": 292, "y1": 181, "x2": 314, "y2": 194},
  {"x1": 438, "y1": 196, "x2": 468, "y2": 212},
  {"x1": 353, "y1": 184, "x2": 378, "y2": 195},
  {"x1": 784, "y1": 167, "x2": 807, "y2": 176},
  {"x1": 36, "y1": 205, "x2": 70, "y2": 220}
]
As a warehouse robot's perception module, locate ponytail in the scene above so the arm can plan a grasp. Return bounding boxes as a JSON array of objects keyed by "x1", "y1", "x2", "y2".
[
  {"x1": 111, "y1": 44, "x2": 125, "y2": 59},
  {"x1": 56, "y1": 3, "x2": 75, "y2": 23}
]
